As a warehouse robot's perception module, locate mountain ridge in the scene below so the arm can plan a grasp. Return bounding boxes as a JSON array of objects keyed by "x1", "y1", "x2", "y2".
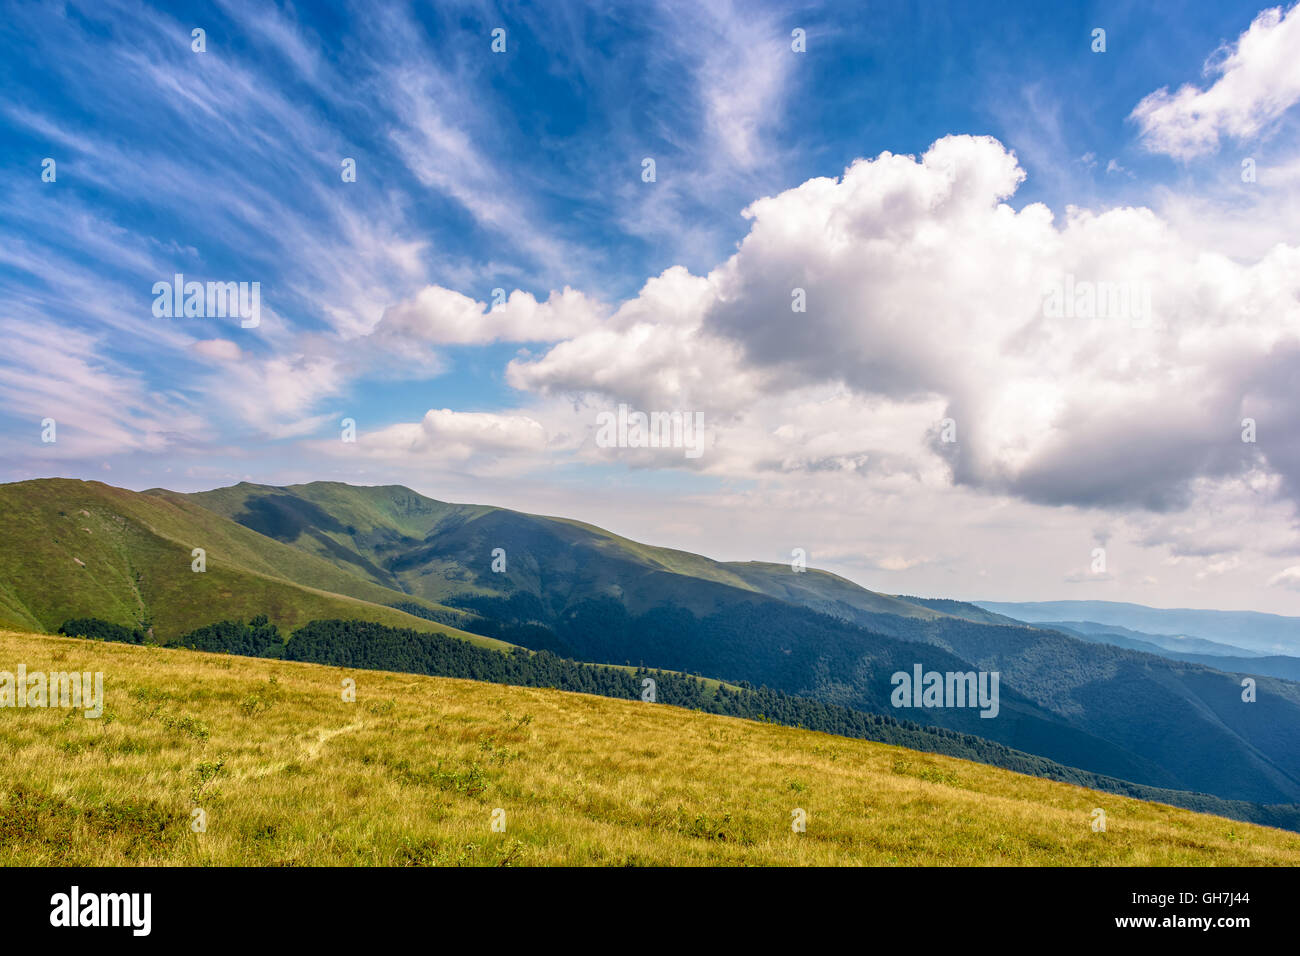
[{"x1": 976, "y1": 599, "x2": 1300, "y2": 655}]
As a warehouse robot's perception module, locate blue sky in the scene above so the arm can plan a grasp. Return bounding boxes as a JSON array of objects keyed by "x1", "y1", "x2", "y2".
[{"x1": 3, "y1": 0, "x2": 1300, "y2": 613}]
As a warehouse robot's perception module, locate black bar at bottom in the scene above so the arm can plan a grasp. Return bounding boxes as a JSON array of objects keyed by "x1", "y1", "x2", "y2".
[{"x1": 0, "y1": 865, "x2": 1284, "y2": 941}]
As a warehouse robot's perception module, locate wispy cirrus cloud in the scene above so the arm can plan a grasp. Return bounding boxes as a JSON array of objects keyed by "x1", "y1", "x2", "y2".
[{"x1": 1131, "y1": 3, "x2": 1300, "y2": 159}]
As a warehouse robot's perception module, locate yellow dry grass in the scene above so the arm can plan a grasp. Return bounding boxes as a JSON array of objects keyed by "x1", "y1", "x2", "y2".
[{"x1": 2, "y1": 628, "x2": 1298, "y2": 866}]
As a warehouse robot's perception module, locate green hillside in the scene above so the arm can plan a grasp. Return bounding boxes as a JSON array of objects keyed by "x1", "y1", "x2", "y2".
[
  {"x1": 176, "y1": 481, "x2": 945, "y2": 619},
  {"x1": 0, "y1": 479, "x2": 501, "y2": 647}
]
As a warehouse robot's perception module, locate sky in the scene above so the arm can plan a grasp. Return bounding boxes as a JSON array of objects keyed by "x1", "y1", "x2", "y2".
[{"x1": 2, "y1": 0, "x2": 1299, "y2": 613}]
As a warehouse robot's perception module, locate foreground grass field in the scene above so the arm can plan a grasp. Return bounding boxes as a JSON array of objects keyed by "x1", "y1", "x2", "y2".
[{"x1": 2, "y1": 628, "x2": 1298, "y2": 866}]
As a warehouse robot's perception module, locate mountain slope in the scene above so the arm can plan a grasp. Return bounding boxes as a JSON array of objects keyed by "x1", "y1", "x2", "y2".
[
  {"x1": 177, "y1": 481, "x2": 948, "y2": 620},
  {"x1": 864, "y1": 614, "x2": 1300, "y2": 805},
  {"x1": 6, "y1": 627, "x2": 1298, "y2": 866},
  {"x1": 1036, "y1": 620, "x2": 1262, "y2": 658},
  {"x1": 1039, "y1": 622, "x2": 1300, "y2": 681},
  {"x1": 0, "y1": 479, "x2": 499, "y2": 646}
]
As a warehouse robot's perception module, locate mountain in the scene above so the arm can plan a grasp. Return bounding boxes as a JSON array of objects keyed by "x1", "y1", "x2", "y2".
[
  {"x1": 1043, "y1": 623, "x2": 1300, "y2": 682},
  {"x1": 1131, "y1": 649, "x2": 1300, "y2": 682},
  {"x1": 174, "y1": 481, "x2": 947, "y2": 622},
  {"x1": 891, "y1": 595, "x2": 1029, "y2": 627},
  {"x1": 7, "y1": 627, "x2": 1299, "y2": 865},
  {"x1": 866, "y1": 614, "x2": 1300, "y2": 805},
  {"x1": 0, "y1": 478, "x2": 499, "y2": 647},
  {"x1": 1025, "y1": 620, "x2": 1262, "y2": 658},
  {"x1": 976, "y1": 600, "x2": 1300, "y2": 656},
  {"x1": 6, "y1": 476, "x2": 1300, "y2": 814}
]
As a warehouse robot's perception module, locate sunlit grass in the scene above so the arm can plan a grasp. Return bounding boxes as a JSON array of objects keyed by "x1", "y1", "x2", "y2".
[{"x1": 2, "y1": 628, "x2": 1297, "y2": 866}]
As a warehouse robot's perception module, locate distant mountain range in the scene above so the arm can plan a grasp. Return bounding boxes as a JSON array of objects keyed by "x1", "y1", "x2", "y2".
[
  {"x1": 5, "y1": 477, "x2": 1300, "y2": 818},
  {"x1": 1016, "y1": 621, "x2": 1300, "y2": 683},
  {"x1": 1031, "y1": 620, "x2": 1263, "y2": 658},
  {"x1": 975, "y1": 600, "x2": 1300, "y2": 656}
]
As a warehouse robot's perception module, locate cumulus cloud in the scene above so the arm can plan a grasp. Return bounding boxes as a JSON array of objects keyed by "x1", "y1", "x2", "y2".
[
  {"x1": 1131, "y1": 4, "x2": 1300, "y2": 159},
  {"x1": 505, "y1": 134, "x2": 1300, "y2": 513},
  {"x1": 372, "y1": 286, "x2": 604, "y2": 345},
  {"x1": 506, "y1": 266, "x2": 768, "y2": 413},
  {"x1": 318, "y1": 408, "x2": 549, "y2": 464}
]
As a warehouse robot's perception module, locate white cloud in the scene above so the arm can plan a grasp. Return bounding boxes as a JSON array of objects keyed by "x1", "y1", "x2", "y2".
[
  {"x1": 684, "y1": 0, "x2": 794, "y2": 170},
  {"x1": 192, "y1": 339, "x2": 243, "y2": 362},
  {"x1": 507, "y1": 135, "x2": 1300, "y2": 514},
  {"x1": 1269, "y1": 566, "x2": 1300, "y2": 591},
  {"x1": 1131, "y1": 4, "x2": 1300, "y2": 159},
  {"x1": 212, "y1": 353, "x2": 345, "y2": 439},
  {"x1": 312, "y1": 408, "x2": 550, "y2": 467},
  {"x1": 373, "y1": 286, "x2": 605, "y2": 345},
  {"x1": 0, "y1": 319, "x2": 205, "y2": 458},
  {"x1": 506, "y1": 266, "x2": 767, "y2": 413}
]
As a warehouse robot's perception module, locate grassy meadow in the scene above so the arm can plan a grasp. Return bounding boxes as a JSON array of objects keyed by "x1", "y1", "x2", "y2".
[{"x1": 3, "y1": 627, "x2": 1299, "y2": 866}]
